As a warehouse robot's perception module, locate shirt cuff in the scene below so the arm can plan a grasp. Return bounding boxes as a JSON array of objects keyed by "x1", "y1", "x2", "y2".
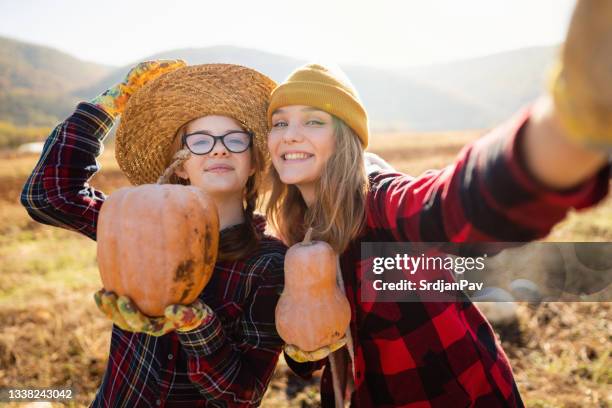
[
  {"x1": 503, "y1": 107, "x2": 610, "y2": 210},
  {"x1": 71, "y1": 102, "x2": 116, "y2": 141},
  {"x1": 176, "y1": 311, "x2": 227, "y2": 357}
]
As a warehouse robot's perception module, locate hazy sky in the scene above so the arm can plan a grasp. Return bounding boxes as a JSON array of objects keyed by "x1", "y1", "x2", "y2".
[{"x1": 0, "y1": 0, "x2": 576, "y2": 68}]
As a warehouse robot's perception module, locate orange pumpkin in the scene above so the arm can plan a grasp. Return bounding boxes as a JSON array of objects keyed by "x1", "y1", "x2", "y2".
[
  {"x1": 275, "y1": 229, "x2": 351, "y2": 351},
  {"x1": 97, "y1": 184, "x2": 219, "y2": 316}
]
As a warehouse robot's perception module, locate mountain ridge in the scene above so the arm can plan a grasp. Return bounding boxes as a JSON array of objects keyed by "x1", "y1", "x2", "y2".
[{"x1": 0, "y1": 36, "x2": 558, "y2": 131}]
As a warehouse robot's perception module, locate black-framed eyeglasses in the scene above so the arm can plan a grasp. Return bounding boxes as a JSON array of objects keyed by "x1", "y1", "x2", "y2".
[{"x1": 182, "y1": 130, "x2": 253, "y2": 155}]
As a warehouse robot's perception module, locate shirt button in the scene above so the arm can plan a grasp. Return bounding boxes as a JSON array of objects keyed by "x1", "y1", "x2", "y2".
[
  {"x1": 156, "y1": 399, "x2": 161, "y2": 406},
  {"x1": 168, "y1": 353, "x2": 173, "y2": 360}
]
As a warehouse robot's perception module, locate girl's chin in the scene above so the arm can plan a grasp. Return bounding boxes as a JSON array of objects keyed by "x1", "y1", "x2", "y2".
[
  {"x1": 277, "y1": 166, "x2": 316, "y2": 182},
  {"x1": 279, "y1": 175, "x2": 309, "y2": 185},
  {"x1": 199, "y1": 188, "x2": 244, "y2": 197},
  {"x1": 191, "y1": 179, "x2": 244, "y2": 194},
  {"x1": 279, "y1": 174, "x2": 317, "y2": 188}
]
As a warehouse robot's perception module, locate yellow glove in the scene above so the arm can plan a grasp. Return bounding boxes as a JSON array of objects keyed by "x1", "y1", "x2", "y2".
[
  {"x1": 551, "y1": 0, "x2": 612, "y2": 150},
  {"x1": 91, "y1": 59, "x2": 187, "y2": 118},
  {"x1": 284, "y1": 338, "x2": 347, "y2": 363},
  {"x1": 94, "y1": 289, "x2": 211, "y2": 336}
]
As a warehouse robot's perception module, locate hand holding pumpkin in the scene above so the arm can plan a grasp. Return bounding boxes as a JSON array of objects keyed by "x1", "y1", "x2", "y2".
[
  {"x1": 275, "y1": 228, "x2": 351, "y2": 353},
  {"x1": 96, "y1": 184, "x2": 219, "y2": 317},
  {"x1": 284, "y1": 338, "x2": 347, "y2": 363},
  {"x1": 91, "y1": 59, "x2": 187, "y2": 118},
  {"x1": 94, "y1": 289, "x2": 212, "y2": 336}
]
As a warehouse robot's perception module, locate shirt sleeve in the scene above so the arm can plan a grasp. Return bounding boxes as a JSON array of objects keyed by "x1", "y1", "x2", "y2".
[
  {"x1": 20, "y1": 102, "x2": 115, "y2": 241},
  {"x1": 177, "y1": 253, "x2": 285, "y2": 407},
  {"x1": 366, "y1": 106, "x2": 611, "y2": 242}
]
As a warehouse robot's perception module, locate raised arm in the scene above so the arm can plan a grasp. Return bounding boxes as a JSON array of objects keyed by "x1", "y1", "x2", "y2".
[
  {"x1": 20, "y1": 103, "x2": 114, "y2": 240},
  {"x1": 20, "y1": 60, "x2": 186, "y2": 240}
]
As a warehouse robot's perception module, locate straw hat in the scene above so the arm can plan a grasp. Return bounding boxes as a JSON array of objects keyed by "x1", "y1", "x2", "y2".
[{"x1": 115, "y1": 63, "x2": 277, "y2": 185}]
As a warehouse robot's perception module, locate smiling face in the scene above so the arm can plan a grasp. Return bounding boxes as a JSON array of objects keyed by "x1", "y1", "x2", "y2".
[
  {"x1": 175, "y1": 115, "x2": 254, "y2": 198},
  {"x1": 268, "y1": 105, "x2": 336, "y2": 197}
]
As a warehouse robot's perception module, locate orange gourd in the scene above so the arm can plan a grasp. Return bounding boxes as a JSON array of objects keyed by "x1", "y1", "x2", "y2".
[
  {"x1": 275, "y1": 228, "x2": 351, "y2": 351},
  {"x1": 97, "y1": 184, "x2": 219, "y2": 316}
]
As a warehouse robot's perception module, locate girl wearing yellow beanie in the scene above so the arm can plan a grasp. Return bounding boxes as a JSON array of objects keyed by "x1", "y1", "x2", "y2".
[{"x1": 265, "y1": 4, "x2": 611, "y2": 404}]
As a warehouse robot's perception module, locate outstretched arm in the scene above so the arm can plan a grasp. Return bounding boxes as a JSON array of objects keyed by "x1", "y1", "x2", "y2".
[
  {"x1": 368, "y1": 0, "x2": 611, "y2": 243},
  {"x1": 522, "y1": 0, "x2": 612, "y2": 190}
]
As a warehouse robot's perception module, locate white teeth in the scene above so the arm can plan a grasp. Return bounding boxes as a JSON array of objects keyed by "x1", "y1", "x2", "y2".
[{"x1": 284, "y1": 153, "x2": 311, "y2": 160}]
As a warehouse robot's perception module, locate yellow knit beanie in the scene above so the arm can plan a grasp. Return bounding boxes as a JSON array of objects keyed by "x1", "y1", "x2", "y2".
[{"x1": 267, "y1": 63, "x2": 369, "y2": 148}]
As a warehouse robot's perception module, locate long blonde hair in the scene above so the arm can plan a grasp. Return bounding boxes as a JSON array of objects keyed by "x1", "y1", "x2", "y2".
[{"x1": 266, "y1": 117, "x2": 369, "y2": 253}]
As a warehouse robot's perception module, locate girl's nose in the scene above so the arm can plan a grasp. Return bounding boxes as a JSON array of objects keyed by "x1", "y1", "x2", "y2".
[
  {"x1": 210, "y1": 140, "x2": 229, "y2": 156},
  {"x1": 282, "y1": 124, "x2": 304, "y2": 144}
]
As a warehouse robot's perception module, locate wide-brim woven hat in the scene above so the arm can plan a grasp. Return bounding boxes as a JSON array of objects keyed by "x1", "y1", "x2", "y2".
[{"x1": 115, "y1": 63, "x2": 277, "y2": 185}]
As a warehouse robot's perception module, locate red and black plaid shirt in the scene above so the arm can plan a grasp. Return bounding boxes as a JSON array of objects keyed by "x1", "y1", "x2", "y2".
[
  {"x1": 21, "y1": 103, "x2": 287, "y2": 407},
  {"x1": 287, "y1": 107, "x2": 611, "y2": 407}
]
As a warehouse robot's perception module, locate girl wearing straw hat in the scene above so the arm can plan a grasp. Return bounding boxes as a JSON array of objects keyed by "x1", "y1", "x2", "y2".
[
  {"x1": 265, "y1": 1, "x2": 612, "y2": 406},
  {"x1": 22, "y1": 60, "x2": 287, "y2": 407}
]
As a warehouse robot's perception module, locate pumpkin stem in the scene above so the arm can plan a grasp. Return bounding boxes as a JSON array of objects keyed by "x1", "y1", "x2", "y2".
[
  {"x1": 157, "y1": 149, "x2": 192, "y2": 184},
  {"x1": 303, "y1": 227, "x2": 313, "y2": 245}
]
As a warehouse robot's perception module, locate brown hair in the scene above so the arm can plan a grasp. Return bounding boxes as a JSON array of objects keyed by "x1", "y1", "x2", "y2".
[
  {"x1": 266, "y1": 117, "x2": 369, "y2": 253},
  {"x1": 167, "y1": 121, "x2": 264, "y2": 261}
]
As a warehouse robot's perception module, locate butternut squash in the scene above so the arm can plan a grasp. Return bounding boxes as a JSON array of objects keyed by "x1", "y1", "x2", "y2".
[{"x1": 275, "y1": 229, "x2": 350, "y2": 351}]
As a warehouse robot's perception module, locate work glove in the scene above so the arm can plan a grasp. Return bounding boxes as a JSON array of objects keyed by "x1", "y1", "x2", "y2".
[
  {"x1": 551, "y1": 0, "x2": 612, "y2": 151},
  {"x1": 90, "y1": 59, "x2": 187, "y2": 118},
  {"x1": 94, "y1": 289, "x2": 211, "y2": 336},
  {"x1": 284, "y1": 338, "x2": 347, "y2": 363}
]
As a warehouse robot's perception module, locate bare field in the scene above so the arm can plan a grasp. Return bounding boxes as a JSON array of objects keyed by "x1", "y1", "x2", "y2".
[{"x1": 0, "y1": 131, "x2": 610, "y2": 407}]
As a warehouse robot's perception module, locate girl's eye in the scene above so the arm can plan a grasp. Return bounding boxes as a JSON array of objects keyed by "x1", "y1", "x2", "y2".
[
  {"x1": 306, "y1": 120, "x2": 325, "y2": 125},
  {"x1": 272, "y1": 121, "x2": 288, "y2": 128}
]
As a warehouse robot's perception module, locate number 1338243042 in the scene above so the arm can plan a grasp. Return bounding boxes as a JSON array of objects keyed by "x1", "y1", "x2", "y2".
[{"x1": 1, "y1": 388, "x2": 74, "y2": 401}]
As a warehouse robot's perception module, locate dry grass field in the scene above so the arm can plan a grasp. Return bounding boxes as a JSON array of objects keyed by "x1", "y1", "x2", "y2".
[{"x1": 0, "y1": 129, "x2": 610, "y2": 407}]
